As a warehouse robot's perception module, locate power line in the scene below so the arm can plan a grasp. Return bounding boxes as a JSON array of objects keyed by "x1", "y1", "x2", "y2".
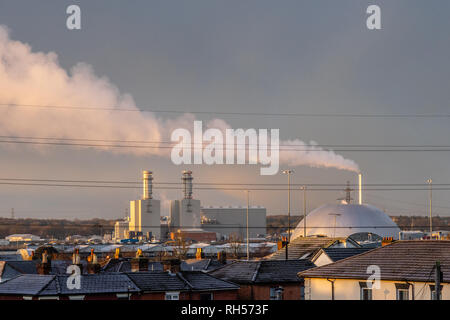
[
  {"x1": 4, "y1": 177, "x2": 450, "y2": 187},
  {"x1": 3, "y1": 103, "x2": 450, "y2": 119},
  {"x1": 3, "y1": 181, "x2": 450, "y2": 191},
  {"x1": 2, "y1": 138, "x2": 450, "y2": 152},
  {"x1": 2, "y1": 135, "x2": 450, "y2": 149}
]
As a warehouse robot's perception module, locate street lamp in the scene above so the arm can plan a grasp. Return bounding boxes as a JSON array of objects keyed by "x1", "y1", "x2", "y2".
[
  {"x1": 246, "y1": 190, "x2": 250, "y2": 261},
  {"x1": 329, "y1": 213, "x2": 341, "y2": 238},
  {"x1": 301, "y1": 186, "x2": 307, "y2": 237},
  {"x1": 282, "y1": 169, "x2": 294, "y2": 260},
  {"x1": 427, "y1": 179, "x2": 433, "y2": 237}
]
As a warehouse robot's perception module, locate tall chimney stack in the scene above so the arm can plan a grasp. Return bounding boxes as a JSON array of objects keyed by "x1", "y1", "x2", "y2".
[
  {"x1": 182, "y1": 170, "x2": 193, "y2": 199},
  {"x1": 358, "y1": 173, "x2": 362, "y2": 205},
  {"x1": 142, "y1": 170, "x2": 153, "y2": 200}
]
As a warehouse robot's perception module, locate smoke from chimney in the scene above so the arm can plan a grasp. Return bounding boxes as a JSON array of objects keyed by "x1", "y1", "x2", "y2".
[{"x1": 0, "y1": 25, "x2": 359, "y2": 173}]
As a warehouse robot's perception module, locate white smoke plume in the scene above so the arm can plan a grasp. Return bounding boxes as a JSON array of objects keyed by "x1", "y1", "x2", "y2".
[{"x1": 0, "y1": 25, "x2": 359, "y2": 173}]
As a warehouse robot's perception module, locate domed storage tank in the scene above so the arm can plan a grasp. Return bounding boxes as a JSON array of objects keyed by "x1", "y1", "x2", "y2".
[{"x1": 292, "y1": 203, "x2": 400, "y2": 240}]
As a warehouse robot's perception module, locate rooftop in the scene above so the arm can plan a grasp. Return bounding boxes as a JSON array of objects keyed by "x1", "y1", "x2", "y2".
[
  {"x1": 209, "y1": 259, "x2": 315, "y2": 284},
  {"x1": 299, "y1": 240, "x2": 450, "y2": 283}
]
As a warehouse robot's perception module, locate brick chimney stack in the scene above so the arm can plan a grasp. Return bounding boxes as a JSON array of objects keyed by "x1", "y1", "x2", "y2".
[
  {"x1": 131, "y1": 249, "x2": 149, "y2": 272},
  {"x1": 72, "y1": 248, "x2": 83, "y2": 273},
  {"x1": 87, "y1": 249, "x2": 101, "y2": 274},
  {"x1": 36, "y1": 250, "x2": 51, "y2": 275},
  {"x1": 163, "y1": 259, "x2": 181, "y2": 274}
]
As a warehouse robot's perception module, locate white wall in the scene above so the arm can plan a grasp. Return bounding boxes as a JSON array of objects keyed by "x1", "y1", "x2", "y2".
[{"x1": 304, "y1": 278, "x2": 449, "y2": 300}]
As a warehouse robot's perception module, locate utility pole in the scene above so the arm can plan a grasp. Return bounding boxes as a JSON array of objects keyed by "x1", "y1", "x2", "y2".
[
  {"x1": 427, "y1": 179, "x2": 433, "y2": 237},
  {"x1": 282, "y1": 170, "x2": 294, "y2": 260},
  {"x1": 434, "y1": 261, "x2": 441, "y2": 300},
  {"x1": 329, "y1": 213, "x2": 341, "y2": 238},
  {"x1": 246, "y1": 190, "x2": 250, "y2": 261},
  {"x1": 302, "y1": 186, "x2": 307, "y2": 237}
]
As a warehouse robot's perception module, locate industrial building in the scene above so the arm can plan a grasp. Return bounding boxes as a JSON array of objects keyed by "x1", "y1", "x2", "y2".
[
  {"x1": 201, "y1": 206, "x2": 267, "y2": 240},
  {"x1": 114, "y1": 170, "x2": 267, "y2": 242}
]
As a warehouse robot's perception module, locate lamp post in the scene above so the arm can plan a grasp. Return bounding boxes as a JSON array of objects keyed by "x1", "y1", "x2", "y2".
[
  {"x1": 427, "y1": 179, "x2": 433, "y2": 237},
  {"x1": 246, "y1": 190, "x2": 250, "y2": 261},
  {"x1": 329, "y1": 213, "x2": 341, "y2": 238},
  {"x1": 302, "y1": 186, "x2": 307, "y2": 237},
  {"x1": 282, "y1": 169, "x2": 294, "y2": 260}
]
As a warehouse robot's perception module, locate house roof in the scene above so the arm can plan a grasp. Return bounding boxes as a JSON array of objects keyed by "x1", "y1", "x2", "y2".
[
  {"x1": 268, "y1": 236, "x2": 359, "y2": 260},
  {"x1": 299, "y1": 240, "x2": 450, "y2": 283},
  {"x1": 209, "y1": 259, "x2": 315, "y2": 284},
  {"x1": 126, "y1": 271, "x2": 239, "y2": 292},
  {"x1": 126, "y1": 272, "x2": 190, "y2": 292},
  {"x1": 0, "y1": 273, "x2": 140, "y2": 296},
  {"x1": 179, "y1": 271, "x2": 239, "y2": 291},
  {"x1": 313, "y1": 247, "x2": 373, "y2": 263}
]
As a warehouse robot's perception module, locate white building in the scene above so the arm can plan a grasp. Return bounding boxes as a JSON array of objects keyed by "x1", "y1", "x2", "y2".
[
  {"x1": 201, "y1": 206, "x2": 266, "y2": 239},
  {"x1": 299, "y1": 241, "x2": 450, "y2": 300},
  {"x1": 5, "y1": 234, "x2": 40, "y2": 242}
]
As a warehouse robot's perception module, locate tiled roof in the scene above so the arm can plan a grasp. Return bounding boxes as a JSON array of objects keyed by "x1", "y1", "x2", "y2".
[
  {"x1": 318, "y1": 247, "x2": 373, "y2": 262},
  {"x1": 0, "y1": 274, "x2": 54, "y2": 295},
  {"x1": 180, "y1": 271, "x2": 239, "y2": 291},
  {"x1": 209, "y1": 259, "x2": 315, "y2": 284},
  {"x1": 101, "y1": 259, "x2": 163, "y2": 272},
  {"x1": 126, "y1": 271, "x2": 239, "y2": 292},
  {"x1": 268, "y1": 237, "x2": 355, "y2": 260},
  {"x1": 0, "y1": 273, "x2": 140, "y2": 296},
  {"x1": 299, "y1": 240, "x2": 450, "y2": 283},
  {"x1": 126, "y1": 272, "x2": 190, "y2": 292}
]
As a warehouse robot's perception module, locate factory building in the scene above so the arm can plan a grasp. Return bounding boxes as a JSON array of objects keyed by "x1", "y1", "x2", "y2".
[
  {"x1": 201, "y1": 206, "x2": 267, "y2": 240},
  {"x1": 169, "y1": 171, "x2": 202, "y2": 231},
  {"x1": 128, "y1": 170, "x2": 161, "y2": 240}
]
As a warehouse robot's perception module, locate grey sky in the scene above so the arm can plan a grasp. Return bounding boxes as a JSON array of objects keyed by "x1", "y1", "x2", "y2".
[{"x1": 0, "y1": 1, "x2": 449, "y2": 220}]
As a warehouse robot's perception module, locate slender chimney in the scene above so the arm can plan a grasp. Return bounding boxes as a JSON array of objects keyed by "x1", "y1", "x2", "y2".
[
  {"x1": 182, "y1": 170, "x2": 193, "y2": 199},
  {"x1": 358, "y1": 173, "x2": 362, "y2": 205},
  {"x1": 142, "y1": 170, "x2": 153, "y2": 200}
]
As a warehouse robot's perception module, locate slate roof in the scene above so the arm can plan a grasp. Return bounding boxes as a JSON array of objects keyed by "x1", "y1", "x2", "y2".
[
  {"x1": 102, "y1": 258, "x2": 227, "y2": 273},
  {"x1": 0, "y1": 273, "x2": 141, "y2": 296},
  {"x1": 126, "y1": 272, "x2": 190, "y2": 292},
  {"x1": 209, "y1": 259, "x2": 316, "y2": 284},
  {"x1": 0, "y1": 260, "x2": 91, "y2": 281},
  {"x1": 314, "y1": 247, "x2": 373, "y2": 263},
  {"x1": 126, "y1": 271, "x2": 239, "y2": 292},
  {"x1": 299, "y1": 240, "x2": 450, "y2": 283},
  {"x1": 179, "y1": 271, "x2": 239, "y2": 291},
  {"x1": 101, "y1": 259, "x2": 163, "y2": 272},
  {"x1": 268, "y1": 236, "x2": 359, "y2": 260}
]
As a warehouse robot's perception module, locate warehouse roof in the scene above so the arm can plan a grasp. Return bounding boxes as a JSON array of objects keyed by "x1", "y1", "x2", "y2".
[{"x1": 299, "y1": 240, "x2": 450, "y2": 283}]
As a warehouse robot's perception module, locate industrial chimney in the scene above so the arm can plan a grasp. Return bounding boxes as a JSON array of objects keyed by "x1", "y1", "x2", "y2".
[
  {"x1": 182, "y1": 170, "x2": 193, "y2": 199},
  {"x1": 358, "y1": 173, "x2": 362, "y2": 205},
  {"x1": 142, "y1": 170, "x2": 153, "y2": 200}
]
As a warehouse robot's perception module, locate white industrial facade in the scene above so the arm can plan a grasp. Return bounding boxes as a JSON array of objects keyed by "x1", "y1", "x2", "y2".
[{"x1": 200, "y1": 206, "x2": 266, "y2": 239}]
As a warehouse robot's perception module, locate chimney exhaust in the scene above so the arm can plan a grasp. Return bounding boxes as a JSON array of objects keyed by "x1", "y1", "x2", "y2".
[
  {"x1": 182, "y1": 170, "x2": 193, "y2": 199},
  {"x1": 358, "y1": 173, "x2": 362, "y2": 205},
  {"x1": 142, "y1": 170, "x2": 153, "y2": 200}
]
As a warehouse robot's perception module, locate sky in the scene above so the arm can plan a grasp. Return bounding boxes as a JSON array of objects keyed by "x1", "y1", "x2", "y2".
[{"x1": 0, "y1": 0, "x2": 449, "y2": 220}]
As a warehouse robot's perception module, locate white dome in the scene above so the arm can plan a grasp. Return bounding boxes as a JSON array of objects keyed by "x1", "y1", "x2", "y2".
[{"x1": 292, "y1": 203, "x2": 400, "y2": 240}]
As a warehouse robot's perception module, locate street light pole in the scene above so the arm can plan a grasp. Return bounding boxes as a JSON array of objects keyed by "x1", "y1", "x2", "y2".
[
  {"x1": 282, "y1": 170, "x2": 294, "y2": 260},
  {"x1": 246, "y1": 190, "x2": 250, "y2": 261},
  {"x1": 427, "y1": 179, "x2": 433, "y2": 237},
  {"x1": 329, "y1": 213, "x2": 341, "y2": 238},
  {"x1": 302, "y1": 186, "x2": 307, "y2": 237}
]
